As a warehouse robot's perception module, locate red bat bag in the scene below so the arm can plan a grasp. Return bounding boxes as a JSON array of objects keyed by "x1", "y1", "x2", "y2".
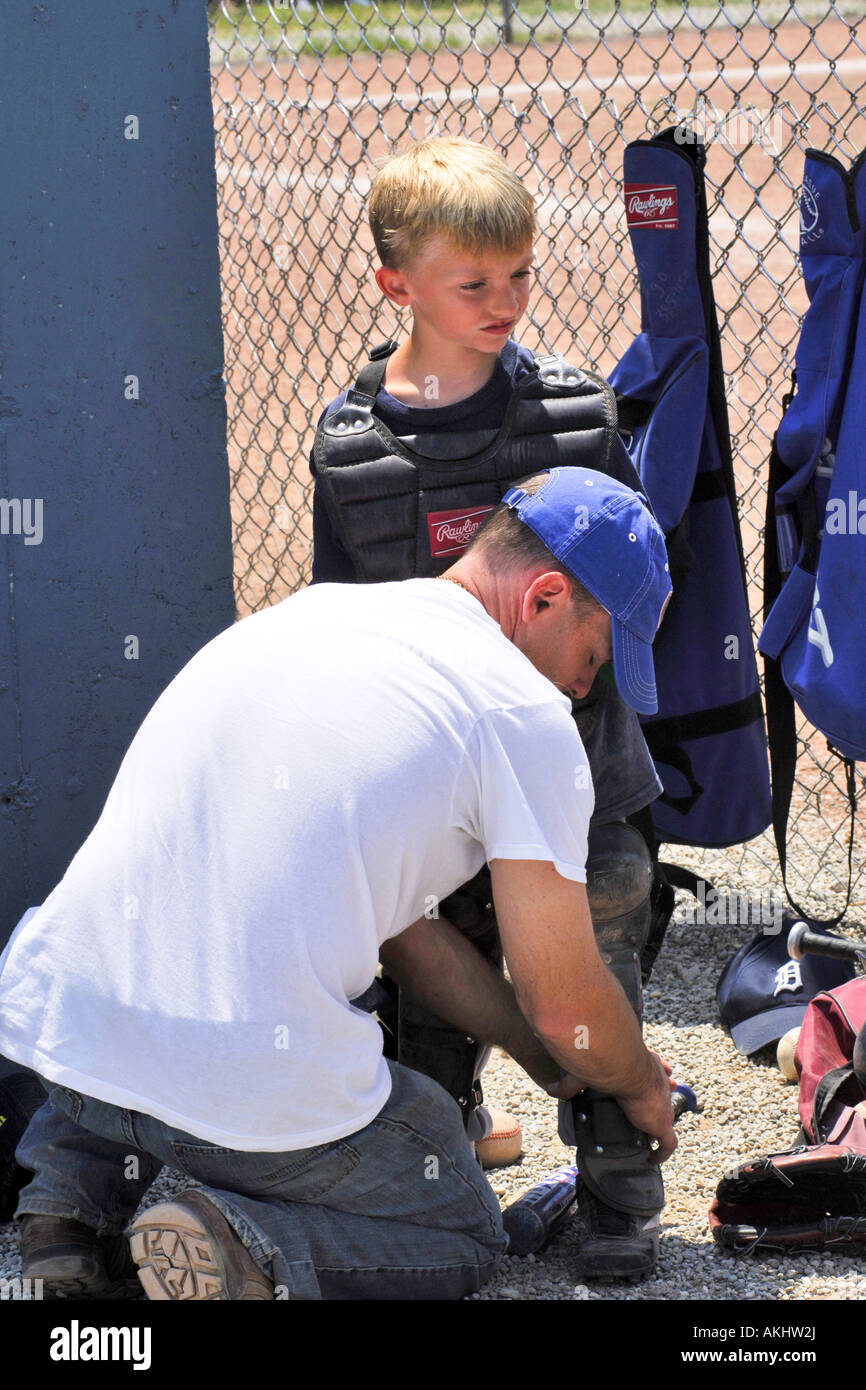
[{"x1": 709, "y1": 978, "x2": 866, "y2": 1253}]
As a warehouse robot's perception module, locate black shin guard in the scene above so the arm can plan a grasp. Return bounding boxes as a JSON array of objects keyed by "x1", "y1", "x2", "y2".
[
  {"x1": 558, "y1": 821, "x2": 664, "y2": 1277},
  {"x1": 397, "y1": 868, "x2": 500, "y2": 1131},
  {"x1": 396, "y1": 993, "x2": 485, "y2": 1126}
]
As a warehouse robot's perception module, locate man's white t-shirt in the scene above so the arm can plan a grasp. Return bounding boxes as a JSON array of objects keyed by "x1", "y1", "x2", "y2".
[{"x1": 0, "y1": 580, "x2": 593, "y2": 1150}]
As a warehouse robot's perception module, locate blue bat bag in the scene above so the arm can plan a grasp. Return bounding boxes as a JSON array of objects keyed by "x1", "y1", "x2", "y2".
[
  {"x1": 759, "y1": 148, "x2": 866, "y2": 922},
  {"x1": 611, "y1": 129, "x2": 772, "y2": 849}
]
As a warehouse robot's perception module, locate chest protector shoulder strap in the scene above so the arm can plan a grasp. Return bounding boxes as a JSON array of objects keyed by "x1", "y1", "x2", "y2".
[{"x1": 313, "y1": 344, "x2": 640, "y2": 582}]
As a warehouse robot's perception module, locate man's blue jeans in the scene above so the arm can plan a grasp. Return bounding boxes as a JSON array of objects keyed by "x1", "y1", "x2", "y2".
[{"x1": 15, "y1": 1060, "x2": 507, "y2": 1299}]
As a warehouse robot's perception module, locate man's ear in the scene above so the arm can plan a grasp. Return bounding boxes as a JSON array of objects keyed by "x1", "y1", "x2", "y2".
[
  {"x1": 375, "y1": 265, "x2": 412, "y2": 307},
  {"x1": 523, "y1": 571, "x2": 571, "y2": 619}
]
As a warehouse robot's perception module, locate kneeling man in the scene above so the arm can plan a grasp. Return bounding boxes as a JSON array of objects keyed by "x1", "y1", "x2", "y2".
[{"x1": 0, "y1": 467, "x2": 676, "y2": 1300}]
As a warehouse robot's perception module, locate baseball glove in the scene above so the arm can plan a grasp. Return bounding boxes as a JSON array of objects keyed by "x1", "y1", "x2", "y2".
[{"x1": 709, "y1": 1143, "x2": 866, "y2": 1254}]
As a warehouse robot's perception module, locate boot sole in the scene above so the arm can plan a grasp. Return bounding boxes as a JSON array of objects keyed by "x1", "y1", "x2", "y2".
[
  {"x1": 130, "y1": 1198, "x2": 273, "y2": 1301},
  {"x1": 35, "y1": 1274, "x2": 144, "y2": 1301},
  {"x1": 573, "y1": 1249, "x2": 658, "y2": 1281}
]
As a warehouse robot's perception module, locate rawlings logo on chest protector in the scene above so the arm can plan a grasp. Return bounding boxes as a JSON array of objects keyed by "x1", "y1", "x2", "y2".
[{"x1": 426, "y1": 505, "x2": 495, "y2": 558}]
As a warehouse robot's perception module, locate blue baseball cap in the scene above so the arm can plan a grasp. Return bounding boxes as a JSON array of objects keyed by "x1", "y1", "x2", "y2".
[
  {"x1": 501, "y1": 468, "x2": 672, "y2": 715},
  {"x1": 716, "y1": 922, "x2": 855, "y2": 1055}
]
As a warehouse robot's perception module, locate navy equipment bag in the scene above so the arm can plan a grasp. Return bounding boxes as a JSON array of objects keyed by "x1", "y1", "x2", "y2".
[
  {"x1": 611, "y1": 129, "x2": 771, "y2": 849},
  {"x1": 759, "y1": 148, "x2": 866, "y2": 922}
]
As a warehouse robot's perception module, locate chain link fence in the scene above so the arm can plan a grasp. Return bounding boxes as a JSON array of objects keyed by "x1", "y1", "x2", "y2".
[{"x1": 206, "y1": 0, "x2": 864, "y2": 914}]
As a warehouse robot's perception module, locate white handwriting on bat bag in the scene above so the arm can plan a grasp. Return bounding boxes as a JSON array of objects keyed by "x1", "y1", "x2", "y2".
[{"x1": 807, "y1": 583, "x2": 834, "y2": 668}]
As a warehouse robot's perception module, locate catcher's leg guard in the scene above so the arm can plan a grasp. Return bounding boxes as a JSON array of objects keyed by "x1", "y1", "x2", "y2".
[
  {"x1": 626, "y1": 806, "x2": 676, "y2": 986},
  {"x1": 397, "y1": 868, "x2": 499, "y2": 1130},
  {"x1": 558, "y1": 821, "x2": 664, "y2": 1279},
  {"x1": 396, "y1": 993, "x2": 485, "y2": 1126}
]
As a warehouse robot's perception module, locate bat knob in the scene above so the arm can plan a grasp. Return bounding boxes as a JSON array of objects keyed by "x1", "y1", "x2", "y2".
[
  {"x1": 672, "y1": 1083, "x2": 697, "y2": 1118},
  {"x1": 787, "y1": 920, "x2": 809, "y2": 960}
]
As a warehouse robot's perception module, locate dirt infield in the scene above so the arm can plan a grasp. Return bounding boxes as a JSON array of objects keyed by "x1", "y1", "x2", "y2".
[{"x1": 208, "y1": 9, "x2": 865, "y2": 899}]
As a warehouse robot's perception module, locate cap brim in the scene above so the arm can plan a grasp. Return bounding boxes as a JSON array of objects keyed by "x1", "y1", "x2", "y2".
[
  {"x1": 729, "y1": 1004, "x2": 808, "y2": 1056},
  {"x1": 612, "y1": 620, "x2": 658, "y2": 716}
]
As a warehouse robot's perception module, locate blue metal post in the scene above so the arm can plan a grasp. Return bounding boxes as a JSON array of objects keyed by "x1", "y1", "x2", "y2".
[{"x1": 0, "y1": 2, "x2": 235, "y2": 946}]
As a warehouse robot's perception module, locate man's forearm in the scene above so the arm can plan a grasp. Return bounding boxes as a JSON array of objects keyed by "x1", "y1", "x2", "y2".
[
  {"x1": 528, "y1": 968, "x2": 657, "y2": 1102},
  {"x1": 379, "y1": 914, "x2": 564, "y2": 1088},
  {"x1": 490, "y1": 858, "x2": 659, "y2": 1104},
  {"x1": 380, "y1": 909, "x2": 657, "y2": 1104}
]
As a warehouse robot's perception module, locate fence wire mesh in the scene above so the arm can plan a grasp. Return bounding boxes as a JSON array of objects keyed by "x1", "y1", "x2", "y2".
[{"x1": 207, "y1": 0, "x2": 865, "y2": 914}]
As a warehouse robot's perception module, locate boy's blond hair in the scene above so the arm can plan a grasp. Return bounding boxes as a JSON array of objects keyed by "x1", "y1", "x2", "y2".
[{"x1": 368, "y1": 137, "x2": 536, "y2": 269}]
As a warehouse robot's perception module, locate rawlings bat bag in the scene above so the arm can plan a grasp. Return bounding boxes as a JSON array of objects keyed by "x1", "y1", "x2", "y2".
[
  {"x1": 709, "y1": 978, "x2": 866, "y2": 1252},
  {"x1": 611, "y1": 129, "x2": 771, "y2": 848},
  {"x1": 759, "y1": 148, "x2": 866, "y2": 925}
]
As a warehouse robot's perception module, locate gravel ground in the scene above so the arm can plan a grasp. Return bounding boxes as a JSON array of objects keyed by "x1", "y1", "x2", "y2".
[
  {"x1": 473, "y1": 837, "x2": 866, "y2": 1302},
  {"x1": 1, "y1": 833, "x2": 864, "y2": 1302}
]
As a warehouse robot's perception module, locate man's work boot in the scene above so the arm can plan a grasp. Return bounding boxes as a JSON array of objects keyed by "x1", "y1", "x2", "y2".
[
  {"x1": 559, "y1": 821, "x2": 664, "y2": 1280},
  {"x1": 572, "y1": 1180, "x2": 660, "y2": 1282},
  {"x1": 19, "y1": 1213, "x2": 143, "y2": 1299},
  {"x1": 130, "y1": 1190, "x2": 274, "y2": 1300},
  {"x1": 0, "y1": 1071, "x2": 48, "y2": 1223}
]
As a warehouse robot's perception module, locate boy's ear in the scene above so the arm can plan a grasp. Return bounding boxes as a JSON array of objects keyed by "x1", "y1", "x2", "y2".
[{"x1": 375, "y1": 265, "x2": 412, "y2": 307}]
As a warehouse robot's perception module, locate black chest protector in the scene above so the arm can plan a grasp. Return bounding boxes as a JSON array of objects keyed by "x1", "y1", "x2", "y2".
[{"x1": 313, "y1": 342, "x2": 642, "y2": 581}]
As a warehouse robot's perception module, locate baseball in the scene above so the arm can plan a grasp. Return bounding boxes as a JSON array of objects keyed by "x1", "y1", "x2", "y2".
[{"x1": 776, "y1": 1027, "x2": 801, "y2": 1083}]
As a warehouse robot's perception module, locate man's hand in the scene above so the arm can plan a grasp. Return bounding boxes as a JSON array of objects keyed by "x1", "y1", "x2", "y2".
[
  {"x1": 548, "y1": 1051, "x2": 678, "y2": 1157},
  {"x1": 618, "y1": 1050, "x2": 678, "y2": 1163}
]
